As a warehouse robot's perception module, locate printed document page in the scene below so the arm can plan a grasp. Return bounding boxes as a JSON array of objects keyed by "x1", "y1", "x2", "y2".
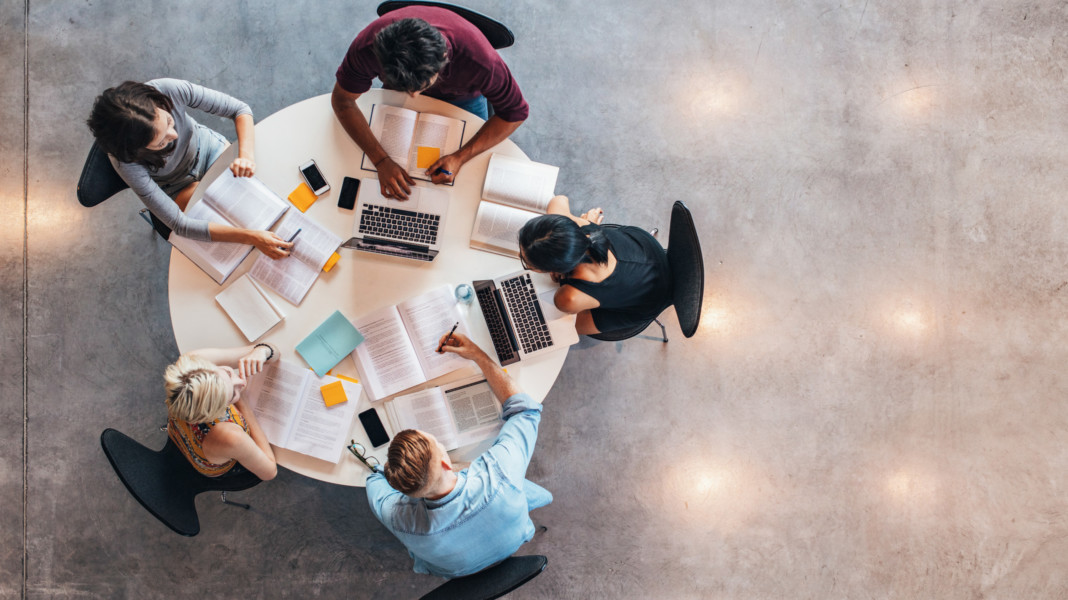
[
  {"x1": 398, "y1": 286, "x2": 473, "y2": 380},
  {"x1": 351, "y1": 305, "x2": 426, "y2": 401},
  {"x1": 203, "y1": 170, "x2": 288, "y2": 230}
]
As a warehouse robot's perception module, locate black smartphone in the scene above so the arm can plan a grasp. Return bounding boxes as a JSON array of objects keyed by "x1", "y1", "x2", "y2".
[
  {"x1": 339, "y1": 176, "x2": 360, "y2": 210},
  {"x1": 358, "y1": 408, "x2": 390, "y2": 448}
]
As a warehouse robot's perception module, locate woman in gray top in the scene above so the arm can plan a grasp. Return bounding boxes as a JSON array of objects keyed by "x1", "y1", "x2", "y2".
[{"x1": 87, "y1": 78, "x2": 292, "y2": 259}]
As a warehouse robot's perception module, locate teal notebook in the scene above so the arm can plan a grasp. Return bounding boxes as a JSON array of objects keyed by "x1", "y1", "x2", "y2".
[{"x1": 296, "y1": 310, "x2": 365, "y2": 377}]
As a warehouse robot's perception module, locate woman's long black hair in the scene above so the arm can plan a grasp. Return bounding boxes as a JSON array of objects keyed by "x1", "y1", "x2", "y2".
[
  {"x1": 518, "y1": 214, "x2": 611, "y2": 274},
  {"x1": 87, "y1": 81, "x2": 175, "y2": 170}
]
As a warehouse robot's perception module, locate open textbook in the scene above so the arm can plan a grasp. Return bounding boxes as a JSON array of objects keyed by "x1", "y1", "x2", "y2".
[
  {"x1": 242, "y1": 359, "x2": 362, "y2": 464},
  {"x1": 169, "y1": 170, "x2": 289, "y2": 284},
  {"x1": 214, "y1": 273, "x2": 286, "y2": 342},
  {"x1": 384, "y1": 377, "x2": 503, "y2": 451},
  {"x1": 360, "y1": 104, "x2": 467, "y2": 183},
  {"x1": 248, "y1": 209, "x2": 342, "y2": 305},
  {"x1": 470, "y1": 153, "x2": 559, "y2": 257},
  {"x1": 350, "y1": 285, "x2": 474, "y2": 401}
]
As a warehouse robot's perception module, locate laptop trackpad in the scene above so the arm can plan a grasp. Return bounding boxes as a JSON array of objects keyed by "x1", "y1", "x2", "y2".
[{"x1": 537, "y1": 289, "x2": 568, "y2": 321}]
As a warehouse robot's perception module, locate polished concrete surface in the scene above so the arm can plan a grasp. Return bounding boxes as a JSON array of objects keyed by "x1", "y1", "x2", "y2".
[{"x1": 5, "y1": 0, "x2": 1068, "y2": 598}]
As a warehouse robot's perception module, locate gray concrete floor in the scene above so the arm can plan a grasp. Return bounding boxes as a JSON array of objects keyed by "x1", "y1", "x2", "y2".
[{"x1": 4, "y1": 0, "x2": 1068, "y2": 598}]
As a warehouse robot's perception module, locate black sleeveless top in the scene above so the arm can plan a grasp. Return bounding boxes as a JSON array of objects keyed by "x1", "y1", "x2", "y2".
[{"x1": 559, "y1": 225, "x2": 672, "y2": 332}]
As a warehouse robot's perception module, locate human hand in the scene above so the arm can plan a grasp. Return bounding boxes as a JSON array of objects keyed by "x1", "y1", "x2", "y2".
[
  {"x1": 230, "y1": 157, "x2": 256, "y2": 178},
  {"x1": 436, "y1": 332, "x2": 486, "y2": 361},
  {"x1": 250, "y1": 230, "x2": 293, "y2": 260},
  {"x1": 237, "y1": 346, "x2": 271, "y2": 379},
  {"x1": 377, "y1": 158, "x2": 415, "y2": 200},
  {"x1": 579, "y1": 207, "x2": 605, "y2": 224},
  {"x1": 426, "y1": 153, "x2": 464, "y2": 185}
]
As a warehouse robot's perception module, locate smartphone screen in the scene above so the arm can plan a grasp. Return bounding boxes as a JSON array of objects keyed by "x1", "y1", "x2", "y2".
[
  {"x1": 359, "y1": 408, "x2": 390, "y2": 448},
  {"x1": 339, "y1": 177, "x2": 360, "y2": 210},
  {"x1": 300, "y1": 161, "x2": 328, "y2": 193}
]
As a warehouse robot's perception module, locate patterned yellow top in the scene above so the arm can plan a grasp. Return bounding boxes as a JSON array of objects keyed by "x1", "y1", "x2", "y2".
[{"x1": 168, "y1": 405, "x2": 250, "y2": 477}]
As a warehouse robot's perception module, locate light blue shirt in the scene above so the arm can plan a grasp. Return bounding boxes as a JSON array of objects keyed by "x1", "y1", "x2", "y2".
[{"x1": 367, "y1": 393, "x2": 545, "y2": 578}]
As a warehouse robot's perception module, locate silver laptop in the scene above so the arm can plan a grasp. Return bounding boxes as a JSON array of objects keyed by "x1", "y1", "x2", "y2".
[
  {"x1": 473, "y1": 270, "x2": 580, "y2": 365},
  {"x1": 341, "y1": 183, "x2": 449, "y2": 262}
]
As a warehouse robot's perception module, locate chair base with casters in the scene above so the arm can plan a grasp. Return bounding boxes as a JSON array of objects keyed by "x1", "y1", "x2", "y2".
[
  {"x1": 377, "y1": 1, "x2": 515, "y2": 50},
  {"x1": 420, "y1": 555, "x2": 548, "y2": 600},
  {"x1": 100, "y1": 428, "x2": 261, "y2": 537}
]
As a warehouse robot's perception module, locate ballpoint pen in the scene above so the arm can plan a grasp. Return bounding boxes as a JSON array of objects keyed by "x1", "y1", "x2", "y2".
[
  {"x1": 433, "y1": 167, "x2": 453, "y2": 176},
  {"x1": 286, "y1": 228, "x2": 303, "y2": 243},
  {"x1": 437, "y1": 321, "x2": 459, "y2": 352}
]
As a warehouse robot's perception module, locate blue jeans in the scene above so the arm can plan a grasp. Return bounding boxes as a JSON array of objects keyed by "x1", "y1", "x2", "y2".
[
  {"x1": 445, "y1": 95, "x2": 489, "y2": 120},
  {"x1": 524, "y1": 479, "x2": 553, "y2": 511}
]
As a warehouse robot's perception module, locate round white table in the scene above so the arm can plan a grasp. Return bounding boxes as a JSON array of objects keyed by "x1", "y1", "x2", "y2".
[{"x1": 168, "y1": 90, "x2": 569, "y2": 486}]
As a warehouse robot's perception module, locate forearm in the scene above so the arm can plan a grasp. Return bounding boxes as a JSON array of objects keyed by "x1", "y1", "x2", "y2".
[
  {"x1": 188, "y1": 344, "x2": 260, "y2": 367},
  {"x1": 452, "y1": 116, "x2": 523, "y2": 165},
  {"x1": 234, "y1": 113, "x2": 255, "y2": 161},
  {"x1": 207, "y1": 221, "x2": 258, "y2": 244},
  {"x1": 331, "y1": 86, "x2": 389, "y2": 165},
  {"x1": 240, "y1": 408, "x2": 277, "y2": 462},
  {"x1": 470, "y1": 349, "x2": 522, "y2": 404}
]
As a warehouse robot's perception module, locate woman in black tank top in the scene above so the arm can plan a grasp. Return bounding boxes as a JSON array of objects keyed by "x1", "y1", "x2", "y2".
[{"x1": 518, "y1": 196, "x2": 671, "y2": 335}]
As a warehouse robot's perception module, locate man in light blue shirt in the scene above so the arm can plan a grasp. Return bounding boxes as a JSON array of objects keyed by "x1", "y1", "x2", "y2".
[{"x1": 365, "y1": 333, "x2": 553, "y2": 578}]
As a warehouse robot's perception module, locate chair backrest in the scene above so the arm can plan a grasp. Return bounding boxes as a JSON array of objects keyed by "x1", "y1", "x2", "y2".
[
  {"x1": 377, "y1": 1, "x2": 515, "y2": 49},
  {"x1": 77, "y1": 141, "x2": 128, "y2": 208},
  {"x1": 99, "y1": 429, "x2": 260, "y2": 536},
  {"x1": 666, "y1": 201, "x2": 704, "y2": 338},
  {"x1": 420, "y1": 555, "x2": 548, "y2": 600}
]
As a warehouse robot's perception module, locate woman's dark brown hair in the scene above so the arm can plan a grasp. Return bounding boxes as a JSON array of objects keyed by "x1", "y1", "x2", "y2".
[
  {"x1": 86, "y1": 81, "x2": 175, "y2": 170},
  {"x1": 384, "y1": 429, "x2": 435, "y2": 495}
]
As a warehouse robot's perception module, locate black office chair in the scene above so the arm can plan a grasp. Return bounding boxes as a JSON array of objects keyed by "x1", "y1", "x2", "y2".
[
  {"x1": 590, "y1": 201, "x2": 705, "y2": 342},
  {"x1": 377, "y1": 1, "x2": 515, "y2": 49},
  {"x1": 77, "y1": 141, "x2": 128, "y2": 208},
  {"x1": 420, "y1": 555, "x2": 548, "y2": 600},
  {"x1": 100, "y1": 428, "x2": 261, "y2": 537},
  {"x1": 77, "y1": 141, "x2": 173, "y2": 239}
]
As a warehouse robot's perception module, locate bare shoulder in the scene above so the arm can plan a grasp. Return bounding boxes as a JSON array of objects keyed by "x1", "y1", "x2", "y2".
[{"x1": 554, "y1": 284, "x2": 598, "y2": 312}]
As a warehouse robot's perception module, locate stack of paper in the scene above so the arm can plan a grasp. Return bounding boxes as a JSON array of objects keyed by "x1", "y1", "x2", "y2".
[{"x1": 214, "y1": 273, "x2": 285, "y2": 342}]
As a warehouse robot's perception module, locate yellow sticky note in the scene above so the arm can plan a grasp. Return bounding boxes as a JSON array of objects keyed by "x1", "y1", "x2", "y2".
[
  {"x1": 322, "y1": 252, "x2": 340, "y2": 272},
  {"x1": 416, "y1": 146, "x2": 440, "y2": 169},
  {"x1": 320, "y1": 381, "x2": 348, "y2": 407},
  {"x1": 289, "y1": 182, "x2": 318, "y2": 213}
]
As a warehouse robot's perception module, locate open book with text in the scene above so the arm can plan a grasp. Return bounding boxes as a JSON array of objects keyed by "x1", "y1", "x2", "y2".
[
  {"x1": 383, "y1": 377, "x2": 503, "y2": 451},
  {"x1": 470, "y1": 153, "x2": 559, "y2": 257},
  {"x1": 350, "y1": 285, "x2": 474, "y2": 401},
  {"x1": 360, "y1": 104, "x2": 467, "y2": 183},
  {"x1": 169, "y1": 170, "x2": 289, "y2": 283},
  {"x1": 242, "y1": 359, "x2": 362, "y2": 464},
  {"x1": 248, "y1": 209, "x2": 342, "y2": 305}
]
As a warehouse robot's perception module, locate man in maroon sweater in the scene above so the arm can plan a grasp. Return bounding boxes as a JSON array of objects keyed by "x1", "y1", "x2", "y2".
[{"x1": 332, "y1": 6, "x2": 528, "y2": 200}]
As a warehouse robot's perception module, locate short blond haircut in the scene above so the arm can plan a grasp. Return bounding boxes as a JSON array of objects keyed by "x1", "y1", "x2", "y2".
[
  {"x1": 164, "y1": 354, "x2": 230, "y2": 424},
  {"x1": 384, "y1": 430, "x2": 434, "y2": 495}
]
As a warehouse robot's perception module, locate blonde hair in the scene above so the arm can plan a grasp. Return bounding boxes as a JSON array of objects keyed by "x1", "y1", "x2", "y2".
[{"x1": 164, "y1": 354, "x2": 230, "y2": 424}]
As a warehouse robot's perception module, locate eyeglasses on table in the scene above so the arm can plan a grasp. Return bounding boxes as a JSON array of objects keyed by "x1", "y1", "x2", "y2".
[{"x1": 347, "y1": 440, "x2": 382, "y2": 472}]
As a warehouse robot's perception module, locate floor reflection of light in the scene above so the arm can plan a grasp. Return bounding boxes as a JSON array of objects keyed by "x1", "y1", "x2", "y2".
[
  {"x1": 885, "y1": 467, "x2": 939, "y2": 506},
  {"x1": 699, "y1": 300, "x2": 733, "y2": 335},
  {"x1": 884, "y1": 300, "x2": 932, "y2": 337},
  {"x1": 884, "y1": 79, "x2": 941, "y2": 118},
  {"x1": 684, "y1": 69, "x2": 749, "y2": 119},
  {"x1": 658, "y1": 456, "x2": 760, "y2": 532}
]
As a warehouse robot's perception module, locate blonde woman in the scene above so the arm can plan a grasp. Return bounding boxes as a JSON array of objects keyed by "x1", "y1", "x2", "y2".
[{"x1": 164, "y1": 343, "x2": 279, "y2": 481}]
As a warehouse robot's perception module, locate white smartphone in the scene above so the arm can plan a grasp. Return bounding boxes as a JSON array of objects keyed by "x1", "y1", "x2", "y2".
[{"x1": 299, "y1": 159, "x2": 330, "y2": 195}]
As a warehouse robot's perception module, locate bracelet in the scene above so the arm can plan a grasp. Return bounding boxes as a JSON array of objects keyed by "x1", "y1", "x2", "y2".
[
  {"x1": 253, "y1": 343, "x2": 275, "y2": 362},
  {"x1": 373, "y1": 155, "x2": 389, "y2": 167}
]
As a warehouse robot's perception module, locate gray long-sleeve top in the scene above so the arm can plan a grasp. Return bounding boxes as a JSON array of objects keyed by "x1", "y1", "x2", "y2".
[{"x1": 109, "y1": 78, "x2": 252, "y2": 240}]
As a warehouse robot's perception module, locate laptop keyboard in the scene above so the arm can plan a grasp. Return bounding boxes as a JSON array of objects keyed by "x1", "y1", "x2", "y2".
[
  {"x1": 476, "y1": 285, "x2": 518, "y2": 364},
  {"x1": 359, "y1": 204, "x2": 440, "y2": 246},
  {"x1": 500, "y1": 274, "x2": 554, "y2": 353}
]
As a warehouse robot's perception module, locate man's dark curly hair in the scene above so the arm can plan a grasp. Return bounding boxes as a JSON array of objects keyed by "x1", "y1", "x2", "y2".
[{"x1": 373, "y1": 18, "x2": 448, "y2": 92}]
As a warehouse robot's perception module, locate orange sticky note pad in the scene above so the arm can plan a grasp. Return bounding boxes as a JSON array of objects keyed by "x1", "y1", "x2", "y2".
[
  {"x1": 320, "y1": 381, "x2": 348, "y2": 407},
  {"x1": 289, "y1": 182, "x2": 318, "y2": 212},
  {"x1": 322, "y1": 252, "x2": 340, "y2": 272},
  {"x1": 416, "y1": 146, "x2": 440, "y2": 169}
]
